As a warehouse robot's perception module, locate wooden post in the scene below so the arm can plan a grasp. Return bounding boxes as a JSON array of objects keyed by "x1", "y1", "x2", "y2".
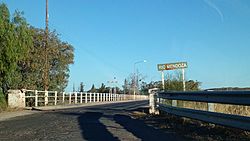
[
  {"x1": 35, "y1": 90, "x2": 38, "y2": 107},
  {"x1": 62, "y1": 92, "x2": 65, "y2": 103},
  {"x1": 90, "y1": 93, "x2": 92, "y2": 102},
  {"x1": 69, "y1": 92, "x2": 72, "y2": 104},
  {"x1": 100, "y1": 93, "x2": 103, "y2": 102},
  {"x1": 45, "y1": 90, "x2": 48, "y2": 106},
  {"x1": 54, "y1": 91, "x2": 57, "y2": 105},
  {"x1": 85, "y1": 93, "x2": 88, "y2": 103},
  {"x1": 74, "y1": 92, "x2": 77, "y2": 104},
  {"x1": 93, "y1": 93, "x2": 96, "y2": 102},
  {"x1": 80, "y1": 92, "x2": 83, "y2": 104},
  {"x1": 97, "y1": 93, "x2": 99, "y2": 102}
]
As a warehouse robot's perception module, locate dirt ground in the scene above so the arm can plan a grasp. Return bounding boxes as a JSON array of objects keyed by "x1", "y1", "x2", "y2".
[{"x1": 131, "y1": 108, "x2": 250, "y2": 141}]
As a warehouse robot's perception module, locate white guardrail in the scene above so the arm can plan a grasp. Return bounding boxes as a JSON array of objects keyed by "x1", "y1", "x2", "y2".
[
  {"x1": 23, "y1": 90, "x2": 148, "y2": 107},
  {"x1": 149, "y1": 90, "x2": 250, "y2": 131}
]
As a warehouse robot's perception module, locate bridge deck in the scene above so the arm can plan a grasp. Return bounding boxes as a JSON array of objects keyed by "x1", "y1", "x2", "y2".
[{"x1": 0, "y1": 100, "x2": 185, "y2": 141}]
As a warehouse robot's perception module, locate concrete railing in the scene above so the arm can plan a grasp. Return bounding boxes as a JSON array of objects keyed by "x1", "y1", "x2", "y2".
[
  {"x1": 149, "y1": 89, "x2": 250, "y2": 131},
  {"x1": 8, "y1": 89, "x2": 148, "y2": 108}
]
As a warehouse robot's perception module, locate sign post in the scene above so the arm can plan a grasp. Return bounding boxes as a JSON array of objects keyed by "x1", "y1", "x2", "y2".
[
  {"x1": 182, "y1": 68, "x2": 186, "y2": 91},
  {"x1": 161, "y1": 71, "x2": 165, "y2": 90},
  {"x1": 157, "y1": 62, "x2": 188, "y2": 91}
]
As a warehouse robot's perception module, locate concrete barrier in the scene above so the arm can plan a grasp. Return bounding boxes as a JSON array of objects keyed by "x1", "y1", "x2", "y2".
[{"x1": 8, "y1": 90, "x2": 25, "y2": 108}]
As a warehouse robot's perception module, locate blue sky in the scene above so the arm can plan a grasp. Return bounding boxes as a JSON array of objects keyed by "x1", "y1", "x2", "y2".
[{"x1": 2, "y1": 0, "x2": 250, "y2": 91}]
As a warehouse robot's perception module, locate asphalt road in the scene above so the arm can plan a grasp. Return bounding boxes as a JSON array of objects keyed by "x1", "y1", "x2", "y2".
[{"x1": 0, "y1": 100, "x2": 185, "y2": 141}]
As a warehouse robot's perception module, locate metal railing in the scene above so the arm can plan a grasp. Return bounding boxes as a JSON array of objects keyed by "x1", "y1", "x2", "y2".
[
  {"x1": 24, "y1": 90, "x2": 148, "y2": 107},
  {"x1": 149, "y1": 90, "x2": 250, "y2": 131}
]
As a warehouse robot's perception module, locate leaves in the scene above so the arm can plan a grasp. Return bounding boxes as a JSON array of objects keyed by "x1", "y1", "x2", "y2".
[
  {"x1": 18, "y1": 28, "x2": 74, "y2": 92},
  {"x1": 0, "y1": 3, "x2": 74, "y2": 97},
  {"x1": 0, "y1": 4, "x2": 33, "y2": 96}
]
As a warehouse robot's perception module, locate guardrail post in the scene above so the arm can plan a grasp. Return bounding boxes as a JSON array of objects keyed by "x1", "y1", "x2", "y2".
[
  {"x1": 69, "y1": 92, "x2": 72, "y2": 104},
  {"x1": 54, "y1": 91, "x2": 57, "y2": 105},
  {"x1": 172, "y1": 100, "x2": 177, "y2": 107},
  {"x1": 208, "y1": 103, "x2": 214, "y2": 112},
  {"x1": 45, "y1": 90, "x2": 48, "y2": 106},
  {"x1": 75, "y1": 92, "x2": 77, "y2": 104},
  {"x1": 35, "y1": 90, "x2": 38, "y2": 107},
  {"x1": 80, "y1": 92, "x2": 83, "y2": 104},
  {"x1": 149, "y1": 88, "x2": 159, "y2": 115},
  {"x1": 62, "y1": 92, "x2": 65, "y2": 103}
]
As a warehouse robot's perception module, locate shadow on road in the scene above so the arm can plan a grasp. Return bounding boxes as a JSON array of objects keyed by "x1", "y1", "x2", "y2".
[
  {"x1": 113, "y1": 114, "x2": 184, "y2": 141},
  {"x1": 78, "y1": 112, "x2": 119, "y2": 141}
]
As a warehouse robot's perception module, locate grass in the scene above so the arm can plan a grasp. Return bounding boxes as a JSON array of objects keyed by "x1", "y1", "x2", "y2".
[
  {"x1": 161, "y1": 99, "x2": 250, "y2": 117},
  {"x1": 175, "y1": 100, "x2": 250, "y2": 117}
]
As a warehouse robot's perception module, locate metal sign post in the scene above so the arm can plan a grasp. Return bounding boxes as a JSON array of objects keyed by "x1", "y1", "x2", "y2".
[
  {"x1": 161, "y1": 71, "x2": 165, "y2": 90},
  {"x1": 182, "y1": 68, "x2": 186, "y2": 91}
]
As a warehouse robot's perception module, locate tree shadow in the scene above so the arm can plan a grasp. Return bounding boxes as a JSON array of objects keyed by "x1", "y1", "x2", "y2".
[
  {"x1": 113, "y1": 114, "x2": 185, "y2": 141},
  {"x1": 77, "y1": 112, "x2": 119, "y2": 141}
]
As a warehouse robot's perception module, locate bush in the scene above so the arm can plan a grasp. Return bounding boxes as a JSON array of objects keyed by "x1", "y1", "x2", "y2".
[{"x1": 0, "y1": 92, "x2": 7, "y2": 112}]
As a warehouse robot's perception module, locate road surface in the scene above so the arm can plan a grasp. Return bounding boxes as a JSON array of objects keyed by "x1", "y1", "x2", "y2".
[{"x1": 0, "y1": 100, "x2": 185, "y2": 141}]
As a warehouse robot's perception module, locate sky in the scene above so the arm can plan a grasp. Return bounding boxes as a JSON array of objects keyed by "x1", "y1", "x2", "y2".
[{"x1": 2, "y1": 0, "x2": 250, "y2": 91}]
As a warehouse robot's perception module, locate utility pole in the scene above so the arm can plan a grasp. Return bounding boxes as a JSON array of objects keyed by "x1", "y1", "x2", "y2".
[
  {"x1": 133, "y1": 60, "x2": 147, "y2": 99},
  {"x1": 44, "y1": 0, "x2": 49, "y2": 91}
]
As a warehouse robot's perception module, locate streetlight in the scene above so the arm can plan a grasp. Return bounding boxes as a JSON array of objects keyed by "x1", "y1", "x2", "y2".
[
  {"x1": 107, "y1": 77, "x2": 118, "y2": 94},
  {"x1": 133, "y1": 60, "x2": 147, "y2": 99}
]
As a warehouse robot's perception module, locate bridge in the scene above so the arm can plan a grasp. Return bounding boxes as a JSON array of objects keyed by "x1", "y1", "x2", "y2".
[{"x1": 0, "y1": 90, "x2": 250, "y2": 140}]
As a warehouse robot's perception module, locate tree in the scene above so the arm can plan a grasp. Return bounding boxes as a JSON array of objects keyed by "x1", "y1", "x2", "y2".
[
  {"x1": 88, "y1": 84, "x2": 96, "y2": 93},
  {"x1": 125, "y1": 72, "x2": 146, "y2": 95},
  {"x1": 0, "y1": 4, "x2": 33, "y2": 98},
  {"x1": 98, "y1": 83, "x2": 106, "y2": 93},
  {"x1": 16, "y1": 28, "x2": 74, "y2": 92},
  {"x1": 0, "y1": 3, "x2": 74, "y2": 99},
  {"x1": 80, "y1": 82, "x2": 84, "y2": 92},
  {"x1": 140, "y1": 71, "x2": 201, "y2": 94},
  {"x1": 122, "y1": 79, "x2": 129, "y2": 94}
]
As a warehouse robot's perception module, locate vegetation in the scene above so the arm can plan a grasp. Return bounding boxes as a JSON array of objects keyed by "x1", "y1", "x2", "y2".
[
  {"x1": 0, "y1": 3, "x2": 74, "y2": 106},
  {"x1": 86, "y1": 83, "x2": 122, "y2": 94},
  {"x1": 0, "y1": 3, "x2": 33, "y2": 99},
  {"x1": 18, "y1": 28, "x2": 74, "y2": 92},
  {"x1": 0, "y1": 92, "x2": 7, "y2": 112},
  {"x1": 123, "y1": 71, "x2": 201, "y2": 95}
]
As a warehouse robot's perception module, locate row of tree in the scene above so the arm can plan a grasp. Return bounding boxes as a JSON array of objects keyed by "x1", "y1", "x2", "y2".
[
  {"x1": 123, "y1": 71, "x2": 201, "y2": 95},
  {"x1": 74, "y1": 82, "x2": 122, "y2": 94},
  {"x1": 0, "y1": 3, "x2": 74, "y2": 99}
]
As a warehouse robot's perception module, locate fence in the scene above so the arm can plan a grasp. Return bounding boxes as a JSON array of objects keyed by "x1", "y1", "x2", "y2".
[
  {"x1": 149, "y1": 90, "x2": 250, "y2": 131},
  {"x1": 22, "y1": 90, "x2": 148, "y2": 107}
]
